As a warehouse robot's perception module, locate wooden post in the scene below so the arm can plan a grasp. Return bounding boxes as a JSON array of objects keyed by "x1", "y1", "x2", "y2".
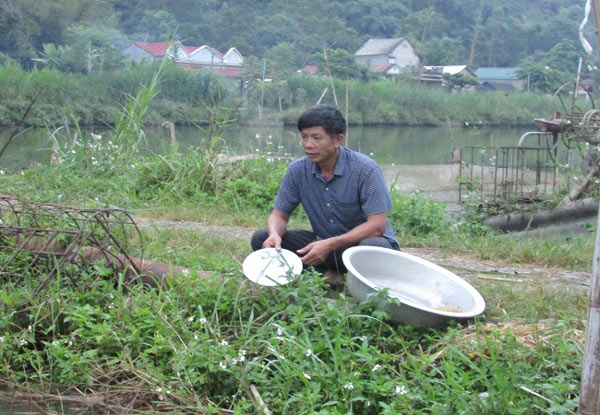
[
  {"x1": 579, "y1": 2, "x2": 600, "y2": 413},
  {"x1": 323, "y1": 48, "x2": 339, "y2": 108}
]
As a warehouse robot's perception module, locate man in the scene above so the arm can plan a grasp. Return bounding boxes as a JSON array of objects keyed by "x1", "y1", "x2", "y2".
[{"x1": 250, "y1": 105, "x2": 399, "y2": 282}]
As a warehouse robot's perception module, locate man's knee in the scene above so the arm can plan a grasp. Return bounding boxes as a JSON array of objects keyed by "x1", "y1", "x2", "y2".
[
  {"x1": 358, "y1": 236, "x2": 397, "y2": 250},
  {"x1": 251, "y1": 229, "x2": 268, "y2": 251}
]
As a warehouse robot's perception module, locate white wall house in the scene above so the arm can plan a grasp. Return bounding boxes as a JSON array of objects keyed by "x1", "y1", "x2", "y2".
[
  {"x1": 354, "y1": 38, "x2": 420, "y2": 74},
  {"x1": 123, "y1": 41, "x2": 244, "y2": 78}
]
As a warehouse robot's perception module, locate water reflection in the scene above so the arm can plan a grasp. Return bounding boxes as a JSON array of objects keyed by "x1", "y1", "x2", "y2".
[{"x1": 0, "y1": 124, "x2": 534, "y2": 169}]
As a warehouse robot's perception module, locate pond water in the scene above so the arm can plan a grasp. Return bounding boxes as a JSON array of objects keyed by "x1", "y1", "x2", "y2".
[{"x1": 0, "y1": 124, "x2": 534, "y2": 170}]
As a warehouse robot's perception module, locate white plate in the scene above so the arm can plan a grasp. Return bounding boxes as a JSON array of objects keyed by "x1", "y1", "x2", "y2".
[{"x1": 242, "y1": 248, "x2": 303, "y2": 286}]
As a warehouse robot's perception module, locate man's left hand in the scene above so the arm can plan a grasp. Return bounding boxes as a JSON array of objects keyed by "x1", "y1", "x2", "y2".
[{"x1": 296, "y1": 239, "x2": 333, "y2": 266}]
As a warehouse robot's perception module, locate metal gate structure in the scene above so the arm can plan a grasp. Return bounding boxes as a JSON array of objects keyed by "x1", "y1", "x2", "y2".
[
  {"x1": 459, "y1": 98, "x2": 600, "y2": 208},
  {"x1": 0, "y1": 197, "x2": 143, "y2": 294}
]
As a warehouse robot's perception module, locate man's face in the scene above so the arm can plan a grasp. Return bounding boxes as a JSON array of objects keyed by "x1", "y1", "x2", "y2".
[{"x1": 300, "y1": 126, "x2": 342, "y2": 166}]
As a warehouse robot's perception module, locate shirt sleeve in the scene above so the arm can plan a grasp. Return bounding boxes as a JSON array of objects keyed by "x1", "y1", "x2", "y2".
[
  {"x1": 274, "y1": 165, "x2": 300, "y2": 214},
  {"x1": 359, "y1": 165, "x2": 393, "y2": 217}
]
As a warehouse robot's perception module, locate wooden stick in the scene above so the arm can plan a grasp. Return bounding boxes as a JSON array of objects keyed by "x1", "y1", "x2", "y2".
[
  {"x1": 0, "y1": 89, "x2": 41, "y2": 161},
  {"x1": 579, "y1": 2, "x2": 600, "y2": 413},
  {"x1": 561, "y1": 163, "x2": 600, "y2": 206},
  {"x1": 345, "y1": 79, "x2": 349, "y2": 148},
  {"x1": 250, "y1": 384, "x2": 271, "y2": 415},
  {"x1": 323, "y1": 48, "x2": 339, "y2": 108},
  {"x1": 475, "y1": 274, "x2": 526, "y2": 283},
  {"x1": 0, "y1": 391, "x2": 105, "y2": 406}
]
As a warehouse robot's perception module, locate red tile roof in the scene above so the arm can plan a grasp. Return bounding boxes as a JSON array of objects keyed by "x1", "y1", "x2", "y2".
[
  {"x1": 298, "y1": 65, "x2": 317, "y2": 74},
  {"x1": 214, "y1": 67, "x2": 243, "y2": 78},
  {"x1": 369, "y1": 64, "x2": 392, "y2": 73},
  {"x1": 134, "y1": 42, "x2": 199, "y2": 56}
]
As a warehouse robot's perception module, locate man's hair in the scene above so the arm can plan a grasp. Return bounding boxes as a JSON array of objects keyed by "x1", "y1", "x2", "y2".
[{"x1": 297, "y1": 105, "x2": 346, "y2": 137}]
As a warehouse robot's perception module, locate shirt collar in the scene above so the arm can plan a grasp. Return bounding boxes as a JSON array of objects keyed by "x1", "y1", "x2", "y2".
[{"x1": 310, "y1": 146, "x2": 348, "y2": 178}]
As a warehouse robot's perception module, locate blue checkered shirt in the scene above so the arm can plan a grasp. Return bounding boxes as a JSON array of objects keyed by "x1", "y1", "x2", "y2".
[{"x1": 274, "y1": 146, "x2": 397, "y2": 244}]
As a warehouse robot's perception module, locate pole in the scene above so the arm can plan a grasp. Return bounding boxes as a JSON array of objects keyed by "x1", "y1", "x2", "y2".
[
  {"x1": 259, "y1": 59, "x2": 266, "y2": 120},
  {"x1": 579, "y1": 2, "x2": 600, "y2": 413}
]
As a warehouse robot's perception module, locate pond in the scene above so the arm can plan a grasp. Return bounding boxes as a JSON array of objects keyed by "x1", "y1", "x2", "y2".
[{"x1": 0, "y1": 124, "x2": 534, "y2": 170}]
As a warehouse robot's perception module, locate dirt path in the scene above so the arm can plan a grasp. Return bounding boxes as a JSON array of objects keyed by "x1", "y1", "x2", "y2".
[{"x1": 135, "y1": 218, "x2": 591, "y2": 293}]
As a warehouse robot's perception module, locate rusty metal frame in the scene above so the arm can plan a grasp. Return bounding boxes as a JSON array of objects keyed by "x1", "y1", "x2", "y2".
[{"x1": 0, "y1": 197, "x2": 143, "y2": 293}]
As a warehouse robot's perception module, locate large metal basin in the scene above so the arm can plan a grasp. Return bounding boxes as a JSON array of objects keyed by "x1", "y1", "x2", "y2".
[{"x1": 342, "y1": 246, "x2": 486, "y2": 328}]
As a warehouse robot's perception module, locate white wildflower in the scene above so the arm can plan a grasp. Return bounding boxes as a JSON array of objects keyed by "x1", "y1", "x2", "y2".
[
  {"x1": 52, "y1": 340, "x2": 58, "y2": 346},
  {"x1": 279, "y1": 354, "x2": 286, "y2": 360},
  {"x1": 372, "y1": 364, "x2": 382, "y2": 372},
  {"x1": 220, "y1": 340, "x2": 228, "y2": 346},
  {"x1": 255, "y1": 133, "x2": 260, "y2": 138},
  {"x1": 182, "y1": 268, "x2": 189, "y2": 276},
  {"x1": 199, "y1": 317, "x2": 207, "y2": 325},
  {"x1": 219, "y1": 361, "x2": 227, "y2": 370},
  {"x1": 395, "y1": 385, "x2": 408, "y2": 395},
  {"x1": 305, "y1": 349, "x2": 312, "y2": 357},
  {"x1": 344, "y1": 383, "x2": 354, "y2": 390},
  {"x1": 0, "y1": 170, "x2": 4, "y2": 175},
  {"x1": 27, "y1": 325, "x2": 32, "y2": 332},
  {"x1": 369, "y1": 152, "x2": 374, "y2": 156},
  {"x1": 58, "y1": 194, "x2": 63, "y2": 199},
  {"x1": 71, "y1": 150, "x2": 76, "y2": 154},
  {"x1": 187, "y1": 316, "x2": 194, "y2": 322},
  {"x1": 155, "y1": 387, "x2": 163, "y2": 393},
  {"x1": 255, "y1": 148, "x2": 260, "y2": 152},
  {"x1": 0, "y1": 336, "x2": 4, "y2": 342},
  {"x1": 231, "y1": 358, "x2": 238, "y2": 365},
  {"x1": 194, "y1": 334, "x2": 199, "y2": 340},
  {"x1": 19, "y1": 339, "x2": 27, "y2": 346},
  {"x1": 277, "y1": 327, "x2": 283, "y2": 336},
  {"x1": 303, "y1": 373, "x2": 311, "y2": 380}
]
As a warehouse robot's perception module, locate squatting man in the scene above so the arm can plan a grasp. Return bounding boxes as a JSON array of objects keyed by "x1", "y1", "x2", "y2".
[{"x1": 251, "y1": 105, "x2": 399, "y2": 285}]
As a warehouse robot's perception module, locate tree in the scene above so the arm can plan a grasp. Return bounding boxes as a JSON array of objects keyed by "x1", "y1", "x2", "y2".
[
  {"x1": 316, "y1": 48, "x2": 369, "y2": 81},
  {"x1": 265, "y1": 42, "x2": 302, "y2": 76},
  {"x1": 516, "y1": 60, "x2": 570, "y2": 93}
]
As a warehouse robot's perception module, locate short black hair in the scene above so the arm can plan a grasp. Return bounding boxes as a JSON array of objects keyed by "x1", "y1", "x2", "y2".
[{"x1": 297, "y1": 105, "x2": 346, "y2": 137}]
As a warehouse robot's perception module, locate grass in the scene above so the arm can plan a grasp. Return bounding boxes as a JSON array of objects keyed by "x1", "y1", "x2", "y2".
[
  {"x1": 0, "y1": 247, "x2": 586, "y2": 414},
  {"x1": 0, "y1": 71, "x2": 594, "y2": 413}
]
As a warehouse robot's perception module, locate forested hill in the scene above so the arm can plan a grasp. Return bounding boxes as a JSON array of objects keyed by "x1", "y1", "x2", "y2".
[{"x1": 0, "y1": 0, "x2": 591, "y2": 71}]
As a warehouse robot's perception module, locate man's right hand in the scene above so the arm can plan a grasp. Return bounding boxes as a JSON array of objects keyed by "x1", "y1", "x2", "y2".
[{"x1": 262, "y1": 232, "x2": 282, "y2": 250}]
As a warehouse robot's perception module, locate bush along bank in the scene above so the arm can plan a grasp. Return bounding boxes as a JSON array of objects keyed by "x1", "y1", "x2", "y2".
[{"x1": 0, "y1": 62, "x2": 560, "y2": 128}]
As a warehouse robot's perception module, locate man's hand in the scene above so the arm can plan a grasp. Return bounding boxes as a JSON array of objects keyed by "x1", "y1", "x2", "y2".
[
  {"x1": 262, "y1": 232, "x2": 282, "y2": 250},
  {"x1": 296, "y1": 239, "x2": 333, "y2": 266}
]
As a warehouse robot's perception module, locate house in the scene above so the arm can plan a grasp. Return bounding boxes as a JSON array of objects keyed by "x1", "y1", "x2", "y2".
[
  {"x1": 297, "y1": 65, "x2": 318, "y2": 74},
  {"x1": 474, "y1": 67, "x2": 523, "y2": 92},
  {"x1": 420, "y1": 65, "x2": 476, "y2": 88},
  {"x1": 122, "y1": 41, "x2": 198, "y2": 63},
  {"x1": 123, "y1": 41, "x2": 244, "y2": 78},
  {"x1": 423, "y1": 65, "x2": 474, "y2": 77},
  {"x1": 354, "y1": 38, "x2": 420, "y2": 75},
  {"x1": 179, "y1": 46, "x2": 244, "y2": 78},
  {"x1": 369, "y1": 64, "x2": 403, "y2": 77}
]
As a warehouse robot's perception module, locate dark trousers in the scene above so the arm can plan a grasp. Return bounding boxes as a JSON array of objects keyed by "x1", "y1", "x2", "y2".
[{"x1": 250, "y1": 229, "x2": 399, "y2": 273}]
